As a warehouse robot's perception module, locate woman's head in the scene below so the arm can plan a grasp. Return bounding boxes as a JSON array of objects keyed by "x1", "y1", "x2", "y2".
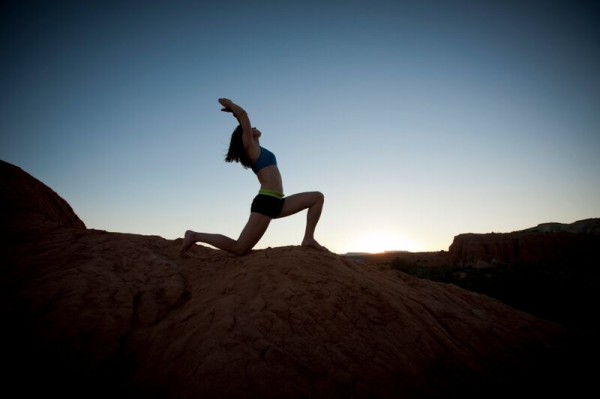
[{"x1": 225, "y1": 125, "x2": 252, "y2": 168}]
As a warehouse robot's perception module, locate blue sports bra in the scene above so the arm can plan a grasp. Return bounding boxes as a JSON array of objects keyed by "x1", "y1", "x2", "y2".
[{"x1": 251, "y1": 146, "x2": 277, "y2": 173}]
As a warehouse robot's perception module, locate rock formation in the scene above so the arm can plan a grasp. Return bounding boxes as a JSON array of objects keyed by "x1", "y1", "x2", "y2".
[
  {"x1": 448, "y1": 220, "x2": 600, "y2": 267},
  {"x1": 0, "y1": 160, "x2": 583, "y2": 398}
]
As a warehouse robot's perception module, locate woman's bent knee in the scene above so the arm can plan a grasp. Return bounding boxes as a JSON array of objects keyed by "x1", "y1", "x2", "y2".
[{"x1": 314, "y1": 191, "x2": 324, "y2": 203}]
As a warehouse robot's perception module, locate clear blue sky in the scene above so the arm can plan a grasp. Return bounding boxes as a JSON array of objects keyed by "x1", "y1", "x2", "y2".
[{"x1": 2, "y1": 0, "x2": 599, "y2": 253}]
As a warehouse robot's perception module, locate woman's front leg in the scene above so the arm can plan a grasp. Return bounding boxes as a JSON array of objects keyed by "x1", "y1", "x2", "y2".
[
  {"x1": 279, "y1": 191, "x2": 325, "y2": 249},
  {"x1": 279, "y1": 191, "x2": 324, "y2": 218}
]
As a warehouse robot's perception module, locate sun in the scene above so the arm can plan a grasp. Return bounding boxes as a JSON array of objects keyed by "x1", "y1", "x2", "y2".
[{"x1": 345, "y1": 230, "x2": 417, "y2": 254}]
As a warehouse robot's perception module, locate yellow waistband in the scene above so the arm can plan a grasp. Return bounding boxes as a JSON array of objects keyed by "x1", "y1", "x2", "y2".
[{"x1": 259, "y1": 188, "x2": 284, "y2": 198}]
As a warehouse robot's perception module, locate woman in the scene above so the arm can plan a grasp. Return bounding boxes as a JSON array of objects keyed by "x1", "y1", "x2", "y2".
[{"x1": 180, "y1": 98, "x2": 325, "y2": 256}]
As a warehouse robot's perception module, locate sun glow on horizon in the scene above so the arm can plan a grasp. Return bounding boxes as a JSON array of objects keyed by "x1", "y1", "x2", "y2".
[{"x1": 344, "y1": 230, "x2": 418, "y2": 254}]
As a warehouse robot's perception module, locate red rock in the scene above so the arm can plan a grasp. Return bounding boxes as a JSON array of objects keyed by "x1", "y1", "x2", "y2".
[
  {"x1": 0, "y1": 160, "x2": 578, "y2": 398},
  {"x1": 0, "y1": 160, "x2": 85, "y2": 232}
]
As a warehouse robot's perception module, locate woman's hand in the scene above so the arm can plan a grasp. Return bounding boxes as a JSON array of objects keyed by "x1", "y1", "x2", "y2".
[
  {"x1": 218, "y1": 98, "x2": 251, "y2": 137},
  {"x1": 218, "y1": 98, "x2": 234, "y2": 112},
  {"x1": 218, "y1": 98, "x2": 247, "y2": 124}
]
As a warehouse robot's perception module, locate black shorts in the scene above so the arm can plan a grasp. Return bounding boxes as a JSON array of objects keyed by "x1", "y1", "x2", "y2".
[{"x1": 251, "y1": 194, "x2": 285, "y2": 218}]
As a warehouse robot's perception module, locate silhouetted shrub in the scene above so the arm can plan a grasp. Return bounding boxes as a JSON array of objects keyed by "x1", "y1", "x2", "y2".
[{"x1": 388, "y1": 257, "x2": 597, "y2": 333}]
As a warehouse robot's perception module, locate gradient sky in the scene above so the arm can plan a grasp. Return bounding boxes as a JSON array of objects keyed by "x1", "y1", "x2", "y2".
[{"x1": 2, "y1": 0, "x2": 599, "y2": 254}]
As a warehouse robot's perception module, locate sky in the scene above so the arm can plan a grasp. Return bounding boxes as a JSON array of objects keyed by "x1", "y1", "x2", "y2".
[{"x1": 1, "y1": 0, "x2": 599, "y2": 254}]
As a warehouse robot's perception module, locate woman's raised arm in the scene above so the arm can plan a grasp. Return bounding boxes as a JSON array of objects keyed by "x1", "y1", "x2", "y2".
[{"x1": 218, "y1": 98, "x2": 254, "y2": 148}]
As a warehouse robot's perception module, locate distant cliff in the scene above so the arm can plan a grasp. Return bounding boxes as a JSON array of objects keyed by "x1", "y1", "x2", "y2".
[{"x1": 448, "y1": 219, "x2": 600, "y2": 267}]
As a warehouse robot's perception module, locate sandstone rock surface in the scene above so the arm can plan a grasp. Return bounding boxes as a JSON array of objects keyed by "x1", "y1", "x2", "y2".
[{"x1": 0, "y1": 160, "x2": 578, "y2": 398}]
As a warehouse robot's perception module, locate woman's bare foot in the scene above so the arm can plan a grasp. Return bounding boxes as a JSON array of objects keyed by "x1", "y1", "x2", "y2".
[
  {"x1": 180, "y1": 230, "x2": 197, "y2": 255},
  {"x1": 301, "y1": 238, "x2": 328, "y2": 251}
]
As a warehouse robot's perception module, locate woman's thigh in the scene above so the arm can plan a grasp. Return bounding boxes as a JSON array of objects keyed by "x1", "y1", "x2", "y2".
[{"x1": 279, "y1": 192, "x2": 323, "y2": 218}]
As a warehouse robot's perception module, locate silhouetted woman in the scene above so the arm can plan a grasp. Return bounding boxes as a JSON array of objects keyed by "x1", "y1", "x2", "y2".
[{"x1": 180, "y1": 98, "x2": 325, "y2": 256}]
